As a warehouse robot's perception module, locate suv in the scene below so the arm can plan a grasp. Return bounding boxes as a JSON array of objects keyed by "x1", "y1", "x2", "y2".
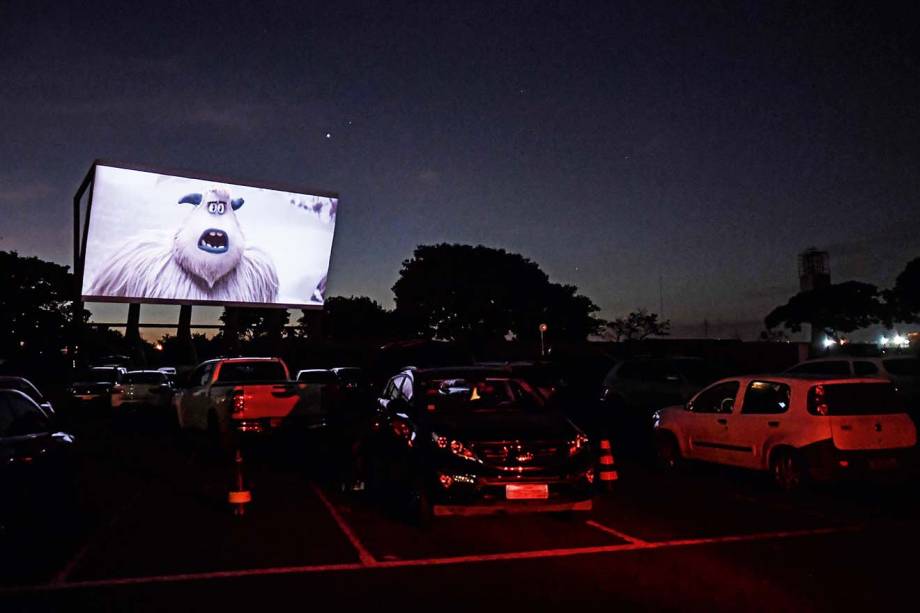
[
  {"x1": 360, "y1": 367, "x2": 595, "y2": 522},
  {"x1": 653, "y1": 375, "x2": 918, "y2": 489},
  {"x1": 599, "y1": 357, "x2": 721, "y2": 450},
  {"x1": 786, "y1": 356, "x2": 919, "y2": 412}
]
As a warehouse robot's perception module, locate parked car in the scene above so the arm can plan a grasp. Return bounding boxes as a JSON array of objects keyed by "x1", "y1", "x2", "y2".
[
  {"x1": 599, "y1": 357, "x2": 722, "y2": 452},
  {"x1": 786, "y1": 356, "x2": 920, "y2": 413},
  {"x1": 653, "y1": 375, "x2": 918, "y2": 490},
  {"x1": 175, "y1": 357, "x2": 324, "y2": 439},
  {"x1": 112, "y1": 370, "x2": 174, "y2": 411},
  {"x1": 0, "y1": 376, "x2": 54, "y2": 419},
  {"x1": 331, "y1": 367, "x2": 370, "y2": 394},
  {"x1": 0, "y1": 389, "x2": 78, "y2": 534},
  {"x1": 360, "y1": 367, "x2": 595, "y2": 523},
  {"x1": 69, "y1": 366, "x2": 127, "y2": 409}
]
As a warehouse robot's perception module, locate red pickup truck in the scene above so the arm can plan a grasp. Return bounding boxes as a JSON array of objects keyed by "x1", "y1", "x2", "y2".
[{"x1": 175, "y1": 357, "x2": 325, "y2": 436}]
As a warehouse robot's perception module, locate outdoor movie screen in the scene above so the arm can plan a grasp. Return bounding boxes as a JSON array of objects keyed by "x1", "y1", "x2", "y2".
[{"x1": 81, "y1": 164, "x2": 337, "y2": 309}]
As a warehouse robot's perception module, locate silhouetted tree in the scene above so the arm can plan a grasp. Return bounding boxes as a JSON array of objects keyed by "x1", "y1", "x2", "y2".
[
  {"x1": 0, "y1": 251, "x2": 86, "y2": 361},
  {"x1": 605, "y1": 309, "x2": 671, "y2": 341},
  {"x1": 886, "y1": 257, "x2": 920, "y2": 323},
  {"x1": 306, "y1": 296, "x2": 392, "y2": 341},
  {"x1": 765, "y1": 281, "x2": 885, "y2": 343},
  {"x1": 219, "y1": 307, "x2": 290, "y2": 342},
  {"x1": 392, "y1": 244, "x2": 602, "y2": 344}
]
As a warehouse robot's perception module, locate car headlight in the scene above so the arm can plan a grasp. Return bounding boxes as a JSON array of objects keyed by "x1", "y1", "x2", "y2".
[
  {"x1": 568, "y1": 432, "x2": 590, "y2": 456},
  {"x1": 431, "y1": 432, "x2": 481, "y2": 463}
]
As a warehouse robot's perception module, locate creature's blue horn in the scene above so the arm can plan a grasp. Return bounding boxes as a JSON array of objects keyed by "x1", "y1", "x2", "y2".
[
  {"x1": 178, "y1": 193, "x2": 202, "y2": 205},
  {"x1": 231, "y1": 198, "x2": 244, "y2": 210}
]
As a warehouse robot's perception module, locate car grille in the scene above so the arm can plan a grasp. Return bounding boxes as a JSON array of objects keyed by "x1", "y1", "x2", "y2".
[{"x1": 473, "y1": 441, "x2": 564, "y2": 471}]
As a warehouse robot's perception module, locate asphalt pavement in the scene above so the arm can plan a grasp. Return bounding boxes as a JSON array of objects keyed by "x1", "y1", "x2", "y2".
[{"x1": 3, "y1": 412, "x2": 920, "y2": 612}]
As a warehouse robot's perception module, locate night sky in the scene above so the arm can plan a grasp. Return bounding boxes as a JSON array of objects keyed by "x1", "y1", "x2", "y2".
[{"x1": 2, "y1": 1, "x2": 918, "y2": 339}]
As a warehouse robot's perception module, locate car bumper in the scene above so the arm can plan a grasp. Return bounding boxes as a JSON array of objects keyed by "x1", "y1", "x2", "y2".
[
  {"x1": 429, "y1": 470, "x2": 595, "y2": 513},
  {"x1": 802, "y1": 440, "x2": 920, "y2": 481}
]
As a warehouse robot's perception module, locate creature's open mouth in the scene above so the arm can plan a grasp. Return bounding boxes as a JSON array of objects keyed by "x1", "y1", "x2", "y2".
[{"x1": 198, "y1": 229, "x2": 229, "y2": 254}]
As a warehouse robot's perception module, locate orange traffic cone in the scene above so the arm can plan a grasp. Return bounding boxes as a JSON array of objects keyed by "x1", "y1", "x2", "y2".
[
  {"x1": 228, "y1": 448, "x2": 252, "y2": 516},
  {"x1": 597, "y1": 439, "x2": 618, "y2": 490}
]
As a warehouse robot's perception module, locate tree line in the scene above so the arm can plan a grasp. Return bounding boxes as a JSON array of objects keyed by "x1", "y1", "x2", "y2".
[{"x1": 764, "y1": 258, "x2": 920, "y2": 341}]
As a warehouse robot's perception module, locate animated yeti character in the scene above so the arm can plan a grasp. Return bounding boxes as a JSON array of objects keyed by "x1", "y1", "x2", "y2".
[{"x1": 87, "y1": 187, "x2": 279, "y2": 302}]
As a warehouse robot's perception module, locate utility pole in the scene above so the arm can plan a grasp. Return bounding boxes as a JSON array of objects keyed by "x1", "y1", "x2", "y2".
[{"x1": 658, "y1": 274, "x2": 664, "y2": 317}]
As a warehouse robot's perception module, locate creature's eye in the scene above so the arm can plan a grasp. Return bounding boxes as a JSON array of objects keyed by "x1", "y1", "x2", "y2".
[
  {"x1": 207, "y1": 202, "x2": 218, "y2": 213},
  {"x1": 217, "y1": 202, "x2": 226, "y2": 214}
]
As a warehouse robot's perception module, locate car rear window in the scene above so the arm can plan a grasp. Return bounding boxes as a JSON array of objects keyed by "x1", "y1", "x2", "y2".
[
  {"x1": 76, "y1": 368, "x2": 120, "y2": 383},
  {"x1": 125, "y1": 372, "x2": 166, "y2": 384},
  {"x1": 217, "y1": 362, "x2": 288, "y2": 383},
  {"x1": 808, "y1": 383, "x2": 905, "y2": 416},
  {"x1": 883, "y1": 358, "x2": 920, "y2": 376},
  {"x1": 297, "y1": 371, "x2": 337, "y2": 384}
]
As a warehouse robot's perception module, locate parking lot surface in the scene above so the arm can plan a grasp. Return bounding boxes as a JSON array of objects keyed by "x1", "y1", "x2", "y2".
[{"x1": 4, "y1": 414, "x2": 920, "y2": 611}]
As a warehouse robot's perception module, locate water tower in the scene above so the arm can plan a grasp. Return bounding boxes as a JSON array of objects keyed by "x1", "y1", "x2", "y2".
[{"x1": 798, "y1": 248, "x2": 830, "y2": 292}]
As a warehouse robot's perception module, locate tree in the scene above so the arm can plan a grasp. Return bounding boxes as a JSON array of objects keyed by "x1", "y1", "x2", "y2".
[
  {"x1": 886, "y1": 257, "x2": 920, "y2": 323},
  {"x1": 605, "y1": 309, "x2": 671, "y2": 342},
  {"x1": 0, "y1": 251, "x2": 85, "y2": 361},
  {"x1": 392, "y1": 244, "x2": 602, "y2": 344},
  {"x1": 219, "y1": 307, "x2": 290, "y2": 342},
  {"x1": 307, "y1": 296, "x2": 392, "y2": 342},
  {"x1": 764, "y1": 281, "x2": 885, "y2": 342}
]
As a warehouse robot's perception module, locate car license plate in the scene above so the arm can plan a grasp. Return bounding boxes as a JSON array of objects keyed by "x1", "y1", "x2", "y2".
[
  {"x1": 76, "y1": 394, "x2": 96, "y2": 400},
  {"x1": 505, "y1": 484, "x2": 549, "y2": 500},
  {"x1": 869, "y1": 457, "x2": 898, "y2": 471}
]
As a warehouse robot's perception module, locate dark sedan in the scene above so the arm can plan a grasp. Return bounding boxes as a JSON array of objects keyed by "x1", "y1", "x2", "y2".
[
  {"x1": 69, "y1": 366, "x2": 125, "y2": 410},
  {"x1": 362, "y1": 367, "x2": 595, "y2": 524},
  {"x1": 0, "y1": 389, "x2": 79, "y2": 535}
]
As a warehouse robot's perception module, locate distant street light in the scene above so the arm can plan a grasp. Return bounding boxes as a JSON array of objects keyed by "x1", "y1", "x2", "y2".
[{"x1": 539, "y1": 323, "x2": 548, "y2": 357}]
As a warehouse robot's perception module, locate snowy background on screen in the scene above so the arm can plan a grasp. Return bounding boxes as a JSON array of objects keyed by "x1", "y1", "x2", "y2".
[{"x1": 82, "y1": 166, "x2": 337, "y2": 306}]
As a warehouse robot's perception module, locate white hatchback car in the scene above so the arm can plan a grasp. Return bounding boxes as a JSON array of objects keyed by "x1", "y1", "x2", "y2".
[{"x1": 653, "y1": 375, "x2": 918, "y2": 489}]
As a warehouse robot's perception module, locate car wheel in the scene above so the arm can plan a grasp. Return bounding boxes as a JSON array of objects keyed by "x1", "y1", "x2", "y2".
[
  {"x1": 655, "y1": 432, "x2": 682, "y2": 471},
  {"x1": 771, "y1": 448, "x2": 808, "y2": 492}
]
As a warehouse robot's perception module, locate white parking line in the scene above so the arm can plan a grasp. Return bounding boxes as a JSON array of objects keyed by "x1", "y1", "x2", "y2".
[
  {"x1": 310, "y1": 484, "x2": 377, "y2": 566},
  {"x1": 1, "y1": 524, "x2": 860, "y2": 595},
  {"x1": 584, "y1": 520, "x2": 649, "y2": 545}
]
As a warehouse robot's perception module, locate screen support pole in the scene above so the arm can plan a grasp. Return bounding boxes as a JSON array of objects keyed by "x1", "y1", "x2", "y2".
[
  {"x1": 71, "y1": 164, "x2": 96, "y2": 367},
  {"x1": 125, "y1": 302, "x2": 146, "y2": 367},
  {"x1": 177, "y1": 304, "x2": 197, "y2": 365}
]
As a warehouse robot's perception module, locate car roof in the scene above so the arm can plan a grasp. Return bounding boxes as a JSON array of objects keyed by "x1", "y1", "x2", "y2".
[
  {"x1": 716, "y1": 374, "x2": 892, "y2": 387},
  {"x1": 409, "y1": 366, "x2": 516, "y2": 381},
  {"x1": 127, "y1": 369, "x2": 167, "y2": 374},
  {"x1": 0, "y1": 375, "x2": 32, "y2": 383}
]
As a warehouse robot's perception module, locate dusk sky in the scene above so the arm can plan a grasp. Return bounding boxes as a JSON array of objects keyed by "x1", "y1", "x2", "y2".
[{"x1": 2, "y1": 1, "x2": 918, "y2": 339}]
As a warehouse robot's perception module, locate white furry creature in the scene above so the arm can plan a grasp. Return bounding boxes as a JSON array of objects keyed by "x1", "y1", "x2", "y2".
[{"x1": 87, "y1": 187, "x2": 279, "y2": 303}]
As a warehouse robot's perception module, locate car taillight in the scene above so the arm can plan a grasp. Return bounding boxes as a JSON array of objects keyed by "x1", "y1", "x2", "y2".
[
  {"x1": 808, "y1": 384, "x2": 829, "y2": 416},
  {"x1": 231, "y1": 390, "x2": 245, "y2": 417},
  {"x1": 112, "y1": 385, "x2": 124, "y2": 395}
]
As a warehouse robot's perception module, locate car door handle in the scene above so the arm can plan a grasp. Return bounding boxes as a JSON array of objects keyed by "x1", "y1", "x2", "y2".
[
  {"x1": 716, "y1": 418, "x2": 727, "y2": 425},
  {"x1": 768, "y1": 421, "x2": 780, "y2": 428}
]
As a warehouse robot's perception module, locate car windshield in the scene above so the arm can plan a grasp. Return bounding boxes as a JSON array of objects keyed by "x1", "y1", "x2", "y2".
[
  {"x1": 419, "y1": 377, "x2": 544, "y2": 413},
  {"x1": 217, "y1": 362, "x2": 287, "y2": 383},
  {"x1": 0, "y1": 379, "x2": 43, "y2": 403},
  {"x1": 674, "y1": 360, "x2": 720, "y2": 385},
  {"x1": 125, "y1": 372, "x2": 166, "y2": 384},
  {"x1": 76, "y1": 368, "x2": 119, "y2": 383},
  {"x1": 0, "y1": 392, "x2": 49, "y2": 437}
]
